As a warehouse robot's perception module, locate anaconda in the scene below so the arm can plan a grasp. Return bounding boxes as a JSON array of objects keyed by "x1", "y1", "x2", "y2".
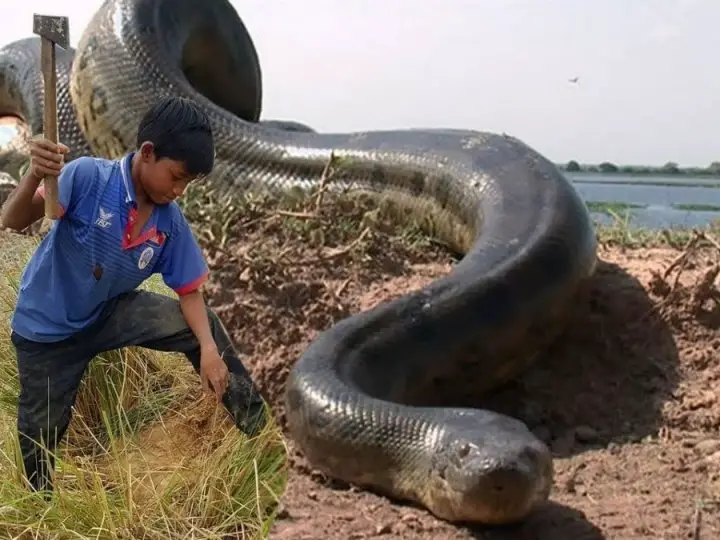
[{"x1": 0, "y1": 0, "x2": 597, "y2": 525}]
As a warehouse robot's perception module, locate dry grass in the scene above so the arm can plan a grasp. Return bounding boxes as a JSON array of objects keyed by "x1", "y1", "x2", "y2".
[{"x1": 0, "y1": 233, "x2": 288, "y2": 540}]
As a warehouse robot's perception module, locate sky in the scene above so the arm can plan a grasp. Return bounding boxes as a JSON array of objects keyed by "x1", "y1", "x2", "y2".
[{"x1": 1, "y1": 0, "x2": 718, "y2": 167}]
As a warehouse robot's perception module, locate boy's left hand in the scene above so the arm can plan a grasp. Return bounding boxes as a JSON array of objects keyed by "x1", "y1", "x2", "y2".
[{"x1": 199, "y1": 344, "x2": 229, "y2": 403}]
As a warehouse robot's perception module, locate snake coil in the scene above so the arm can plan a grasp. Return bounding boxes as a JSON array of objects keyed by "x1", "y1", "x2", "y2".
[{"x1": 0, "y1": 0, "x2": 597, "y2": 525}]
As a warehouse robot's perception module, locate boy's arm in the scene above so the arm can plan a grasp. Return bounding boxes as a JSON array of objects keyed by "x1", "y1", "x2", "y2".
[
  {"x1": 157, "y1": 214, "x2": 227, "y2": 394},
  {"x1": 179, "y1": 288, "x2": 229, "y2": 402},
  {"x1": 178, "y1": 289, "x2": 217, "y2": 352},
  {"x1": 0, "y1": 167, "x2": 46, "y2": 231},
  {"x1": 1, "y1": 156, "x2": 95, "y2": 232}
]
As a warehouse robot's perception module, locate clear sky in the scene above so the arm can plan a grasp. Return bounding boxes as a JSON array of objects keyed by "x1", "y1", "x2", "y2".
[{"x1": 2, "y1": 0, "x2": 717, "y2": 167}]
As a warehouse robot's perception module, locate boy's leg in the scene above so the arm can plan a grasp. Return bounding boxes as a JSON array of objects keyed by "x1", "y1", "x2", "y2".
[
  {"x1": 10, "y1": 331, "x2": 93, "y2": 496},
  {"x1": 86, "y1": 289, "x2": 268, "y2": 437}
]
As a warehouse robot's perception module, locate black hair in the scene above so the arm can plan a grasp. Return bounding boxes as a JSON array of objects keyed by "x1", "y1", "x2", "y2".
[{"x1": 136, "y1": 96, "x2": 214, "y2": 177}]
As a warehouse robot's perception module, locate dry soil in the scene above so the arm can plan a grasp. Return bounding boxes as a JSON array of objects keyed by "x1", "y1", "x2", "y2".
[{"x1": 185, "y1": 201, "x2": 720, "y2": 540}]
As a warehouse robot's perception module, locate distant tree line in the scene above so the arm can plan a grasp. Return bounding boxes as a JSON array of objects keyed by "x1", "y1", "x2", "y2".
[{"x1": 557, "y1": 160, "x2": 720, "y2": 177}]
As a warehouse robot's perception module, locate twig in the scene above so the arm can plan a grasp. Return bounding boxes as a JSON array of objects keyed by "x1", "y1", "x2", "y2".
[
  {"x1": 295, "y1": 227, "x2": 372, "y2": 265},
  {"x1": 272, "y1": 245, "x2": 295, "y2": 263},
  {"x1": 335, "y1": 278, "x2": 351, "y2": 297},
  {"x1": 238, "y1": 212, "x2": 281, "y2": 232},
  {"x1": 320, "y1": 227, "x2": 371, "y2": 259},
  {"x1": 313, "y1": 151, "x2": 337, "y2": 214},
  {"x1": 672, "y1": 261, "x2": 688, "y2": 291},
  {"x1": 663, "y1": 234, "x2": 701, "y2": 279},
  {"x1": 274, "y1": 210, "x2": 320, "y2": 220},
  {"x1": 692, "y1": 264, "x2": 720, "y2": 311},
  {"x1": 696, "y1": 230, "x2": 720, "y2": 252},
  {"x1": 658, "y1": 230, "x2": 720, "y2": 293},
  {"x1": 322, "y1": 278, "x2": 351, "y2": 312},
  {"x1": 692, "y1": 504, "x2": 702, "y2": 540}
]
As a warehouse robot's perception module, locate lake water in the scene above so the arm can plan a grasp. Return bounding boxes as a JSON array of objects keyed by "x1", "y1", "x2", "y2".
[{"x1": 567, "y1": 172, "x2": 720, "y2": 230}]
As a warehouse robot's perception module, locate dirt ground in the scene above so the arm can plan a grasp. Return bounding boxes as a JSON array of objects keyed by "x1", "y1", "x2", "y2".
[{"x1": 179, "y1": 200, "x2": 720, "y2": 540}]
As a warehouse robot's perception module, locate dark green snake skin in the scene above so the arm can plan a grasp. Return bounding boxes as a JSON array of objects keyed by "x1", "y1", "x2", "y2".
[{"x1": 0, "y1": 0, "x2": 598, "y2": 525}]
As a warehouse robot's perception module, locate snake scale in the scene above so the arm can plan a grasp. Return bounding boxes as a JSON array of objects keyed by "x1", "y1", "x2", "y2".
[{"x1": 0, "y1": 0, "x2": 598, "y2": 526}]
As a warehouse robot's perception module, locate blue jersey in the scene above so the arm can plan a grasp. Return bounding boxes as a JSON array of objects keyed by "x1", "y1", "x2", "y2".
[{"x1": 11, "y1": 152, "x2": 209, "y2": 343}]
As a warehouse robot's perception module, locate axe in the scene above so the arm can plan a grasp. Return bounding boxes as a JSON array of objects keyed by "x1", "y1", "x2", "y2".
[{"x1": 32, "y1": 13, "x2": 69, "y2": 220}]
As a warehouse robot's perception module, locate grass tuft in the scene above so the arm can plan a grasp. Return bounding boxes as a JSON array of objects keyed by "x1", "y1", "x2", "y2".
[
  {"x1": 594, "y1": 208, "x2": 720, "y2": 249},
  {"x1": 0, "y1": 231, "x2": 288, "y2": 539}
]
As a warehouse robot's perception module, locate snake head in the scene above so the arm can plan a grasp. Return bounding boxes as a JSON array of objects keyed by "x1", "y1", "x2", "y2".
[{"x1": 426, "y1": 410, "x2": 553, "y2": 525}]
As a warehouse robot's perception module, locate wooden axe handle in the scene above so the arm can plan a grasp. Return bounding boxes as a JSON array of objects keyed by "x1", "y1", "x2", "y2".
[{"x1": 40, "y1": 37, "x2": 61, "y2": 220}]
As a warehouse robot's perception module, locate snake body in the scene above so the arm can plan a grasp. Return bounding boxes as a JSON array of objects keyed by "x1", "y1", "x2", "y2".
[{"x1": 0, "y1": 0, "x2": 597, "y2": 525}]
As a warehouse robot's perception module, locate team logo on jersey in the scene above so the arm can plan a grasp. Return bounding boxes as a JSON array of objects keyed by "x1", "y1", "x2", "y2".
[
  {"x1": 95, "y1": 207, "x2": 114, "y2": 228},
  {"x1": 138, "y1": 246, "x2": 155, "y2": 270}
]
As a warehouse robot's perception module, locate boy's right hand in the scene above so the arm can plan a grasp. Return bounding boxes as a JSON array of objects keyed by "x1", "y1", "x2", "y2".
[{"x1": 28, "y1": 137, "x2": 70, "y2": 180}]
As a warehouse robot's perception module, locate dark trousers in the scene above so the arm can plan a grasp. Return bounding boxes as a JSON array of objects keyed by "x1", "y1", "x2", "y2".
[{"x1": 10, "y1": 289, "x2": 267, "y2": 496}]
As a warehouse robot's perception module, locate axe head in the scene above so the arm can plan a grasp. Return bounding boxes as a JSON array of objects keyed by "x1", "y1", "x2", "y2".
[{"x1": 32, "y1": 13, "x2": 70, "y2": 50}]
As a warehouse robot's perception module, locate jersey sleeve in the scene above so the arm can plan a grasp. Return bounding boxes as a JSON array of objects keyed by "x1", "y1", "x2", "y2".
[
  {"x1": 157, "y1": 211, "x2": 209, "y2": 296},
  {"x1": 35, "y1": 156, "x2": 96, "y2": 219}
]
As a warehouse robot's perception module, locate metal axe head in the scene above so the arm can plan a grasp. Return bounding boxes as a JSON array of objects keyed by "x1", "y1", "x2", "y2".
[{"x1": 32, "y1": 13, "x2": 70, "y2": 50}]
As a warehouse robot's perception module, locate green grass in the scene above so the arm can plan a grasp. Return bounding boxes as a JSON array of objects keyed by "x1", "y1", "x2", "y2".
[
  {"x1": 571, "y1": 178, "x2": 720, "y2": 188},
  {"x1": 0, "y1": 232, "x2": 288, "y2": 540},
  {"x1": 592, "y1": 209, "x2": 720, "y2": 249},
  {"x1": 670, "y1": 203, "x2": 720, "y2": 213},
  {"x1": 585, "y1": 200, "x2": 646, "y2": 216}
]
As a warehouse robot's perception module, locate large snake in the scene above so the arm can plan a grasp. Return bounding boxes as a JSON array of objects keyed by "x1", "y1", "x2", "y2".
[{"x1": 0, "y1": 0, "x2": 597, "y2": 526}]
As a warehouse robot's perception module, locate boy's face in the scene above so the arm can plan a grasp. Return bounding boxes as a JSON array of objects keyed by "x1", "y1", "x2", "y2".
[{"x1": 137, "y1": 142, "x2": 194, "y2": 205}]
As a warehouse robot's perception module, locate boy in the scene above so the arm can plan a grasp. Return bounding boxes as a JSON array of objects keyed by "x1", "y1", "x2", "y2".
[{"x1": 0, "y1": 96, "x2": 268, "y2": 497}]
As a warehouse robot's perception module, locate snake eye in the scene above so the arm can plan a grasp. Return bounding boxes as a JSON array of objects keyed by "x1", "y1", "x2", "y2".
[{"x1": 457, "y1": 442, "x2": 471, "y2": 459}]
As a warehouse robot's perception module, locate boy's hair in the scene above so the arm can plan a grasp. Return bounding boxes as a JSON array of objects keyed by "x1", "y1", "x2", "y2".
[{"x1": 136, "y1": 96, "x2": 215, "y2": 177}]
